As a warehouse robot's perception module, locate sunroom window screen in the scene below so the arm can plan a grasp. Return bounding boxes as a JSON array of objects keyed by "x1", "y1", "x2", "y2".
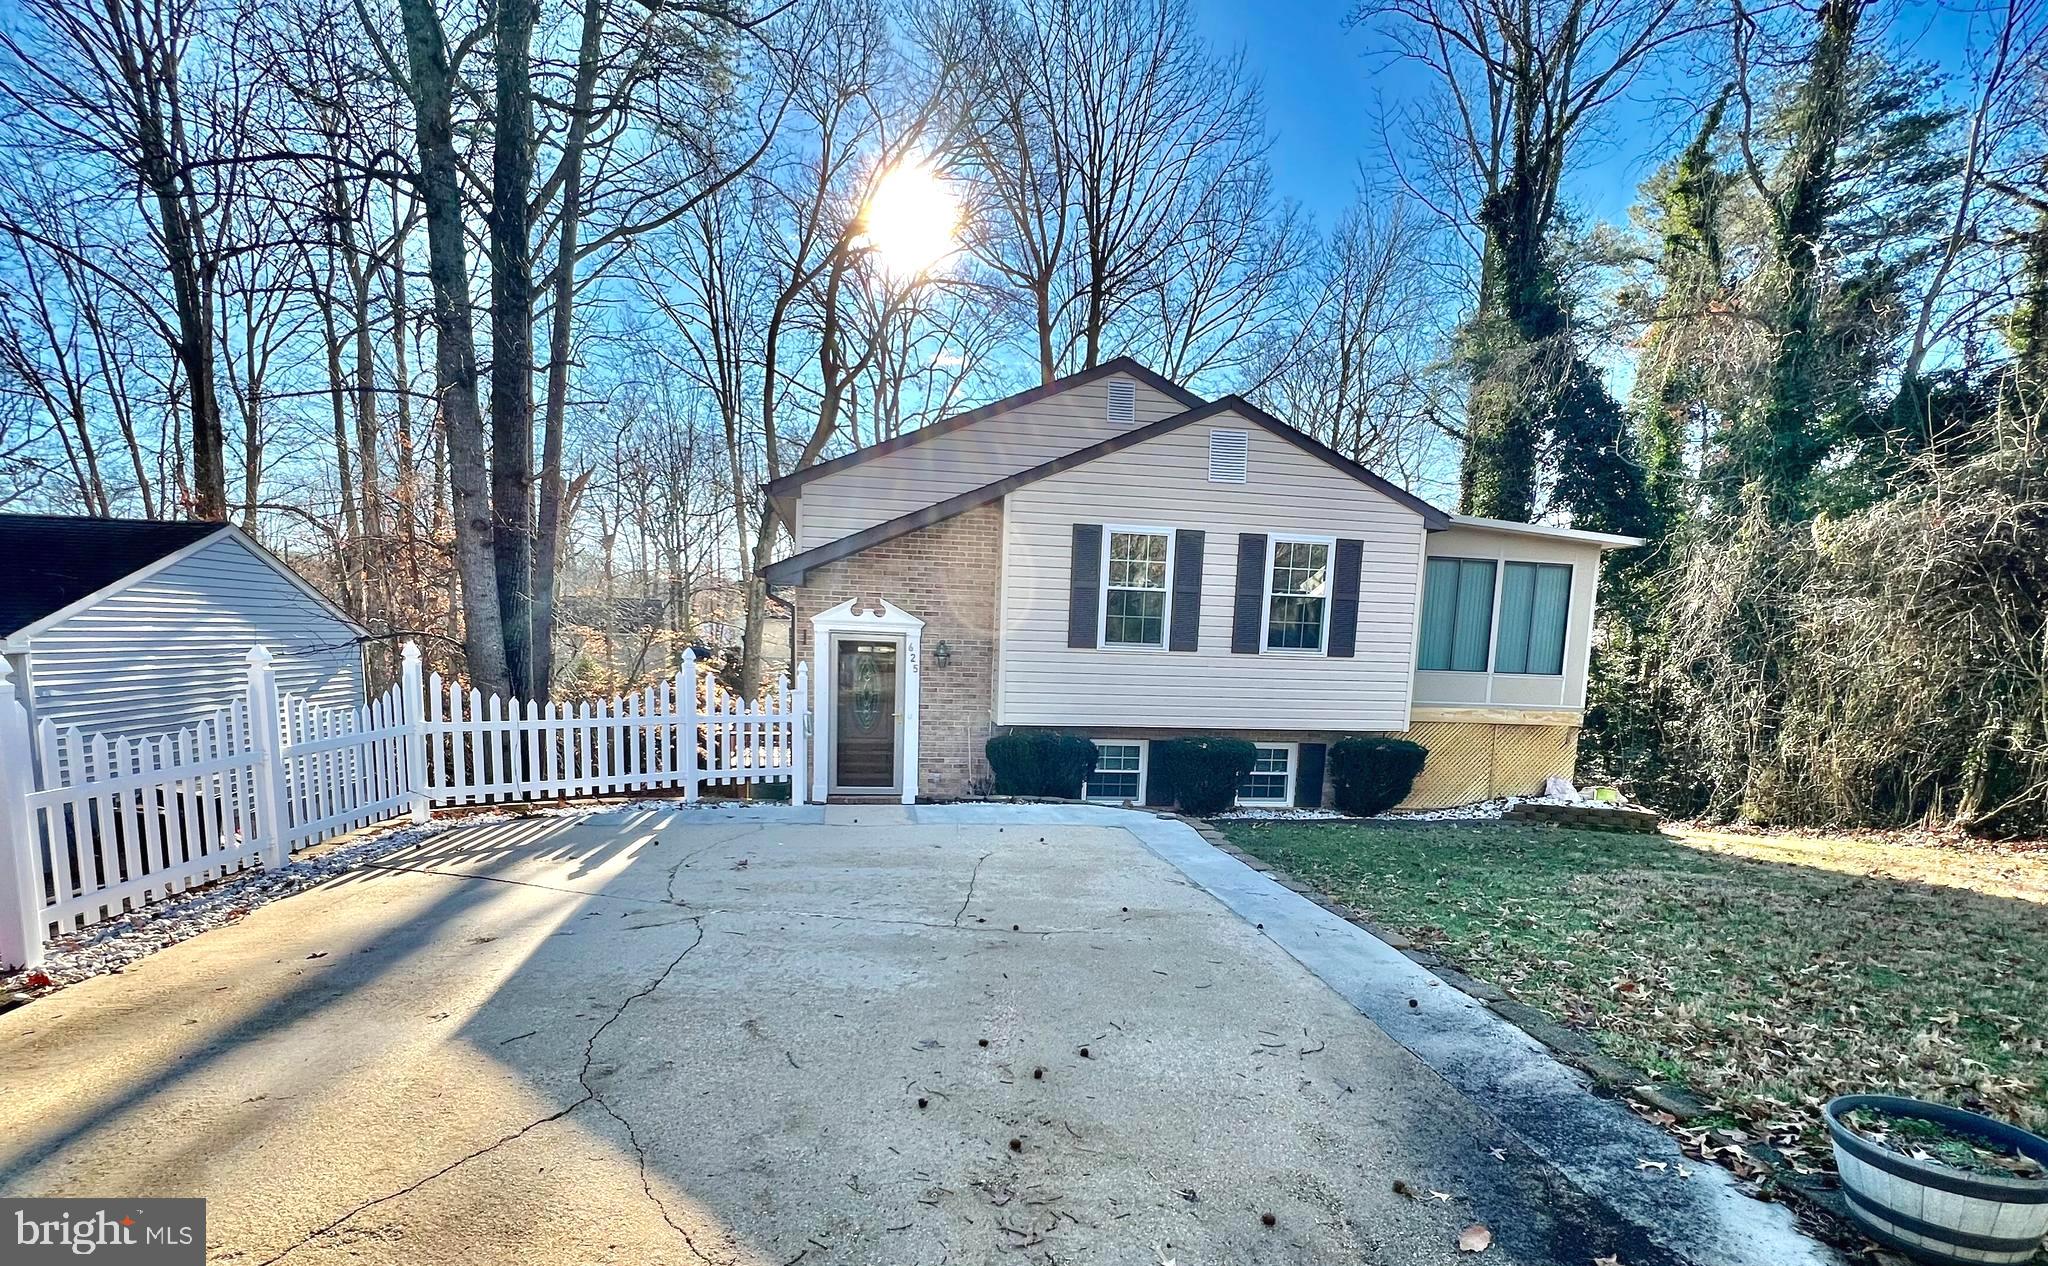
[
  {"x1": 1417, "y1": 558, "x2": 1496, "y2": 672},
  {"x1": 1494, "y1": 561, "x2": 1570, "y2": 675}
]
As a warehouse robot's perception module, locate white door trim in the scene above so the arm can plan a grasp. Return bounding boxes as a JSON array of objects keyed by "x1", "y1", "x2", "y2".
[{"x1": 810, "y1": 598, "x2": 923, "y2": 804}]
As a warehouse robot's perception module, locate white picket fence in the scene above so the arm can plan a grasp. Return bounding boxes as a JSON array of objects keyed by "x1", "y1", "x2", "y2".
[{"x1": 0, "y1": 642, "x2": 807, "y2": 969}]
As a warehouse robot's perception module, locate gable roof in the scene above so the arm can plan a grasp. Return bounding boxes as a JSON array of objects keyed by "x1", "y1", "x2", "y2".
[
  {"x1": 1, "y1": 515, "x2": 229, "y2": 638},
  {"x1": 0, "y1": 514, "x2": 366, "y2": 642},
  {"x1": 762, "y1": 396, "x2": 1451, "y2": 585},
  {"x1": 762, "y1": 357, "x2": 1207, "y2": 513}
]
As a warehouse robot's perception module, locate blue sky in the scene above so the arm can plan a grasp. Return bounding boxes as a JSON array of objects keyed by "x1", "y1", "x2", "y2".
[{"x1": 1192, "y1": 0, "x2": 1989, "y2": 235}]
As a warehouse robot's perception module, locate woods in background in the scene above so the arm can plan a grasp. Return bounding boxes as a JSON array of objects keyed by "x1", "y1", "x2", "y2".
[{"x1": 0, "y1": 0, "x2": 2041, "y2": 830}]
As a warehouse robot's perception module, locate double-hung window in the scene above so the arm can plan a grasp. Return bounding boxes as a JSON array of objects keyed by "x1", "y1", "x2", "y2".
[
  {"x1": 1236, "y1": 743, "x2": 1296, "y2": 806},
  {"x1": 1494, "y1": 561, "x2": 1571, "y2": 675},
  {"x1": 1102, "y1": 529, "x2": 1171, "y2": 648},
  {"x1": 1417, "y1": 557, "x2": 1497, "y2": 672},
  {"x1": 1083, "y1": 740, "x2": 1146, "y2": 802},
  {"x1": 1264, "y1": 537, "x2": 1331, "y2": 651}
]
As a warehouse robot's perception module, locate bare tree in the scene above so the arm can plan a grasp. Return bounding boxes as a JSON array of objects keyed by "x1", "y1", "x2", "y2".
[
  {"x1": 1252, "y1": 193, "x2": 1456, "y2": 491},
  {"x1": 955, "y1": 0, "x2": 1282, "y2": 383},
  {"x1": 0, "y1": 0, "x2": 253, "y2": 519},
  {"x1": 384, "y1": 0, "x2": 510, "y2": 694}
]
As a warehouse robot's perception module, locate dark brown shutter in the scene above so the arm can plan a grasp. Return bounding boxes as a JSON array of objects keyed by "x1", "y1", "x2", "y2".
[
  {"x1": 1294, "y1": 742, "x2": 1327, "y2": 808},
  {"x1": 1068, "y1": 524, "x2": 1103, "y2": 648},
  {"x1": 1327, "y1": 538, "x2": 1364, "y2": 658},
  {"x1": 1169, "y1": 530, "x2": 1204, "y2": 652},
  {"x1": 1231, "y1": 533, "x2": 1267, "y2": 654}
]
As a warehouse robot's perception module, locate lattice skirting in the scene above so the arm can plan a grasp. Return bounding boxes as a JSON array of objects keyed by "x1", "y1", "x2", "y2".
[{"x1": 1395, "y1": 721, "x2": 1579, "y2": 810}]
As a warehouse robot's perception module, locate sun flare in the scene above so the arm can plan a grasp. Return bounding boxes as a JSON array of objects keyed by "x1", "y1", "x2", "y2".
[{"x1": 861, "y1": 157, "x2": 961, "y2": 278}]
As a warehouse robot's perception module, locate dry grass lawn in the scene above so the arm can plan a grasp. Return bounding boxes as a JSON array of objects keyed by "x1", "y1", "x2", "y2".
[{"x1": 1219, "y1": 819, "x2": 2048, "y2": 1172}]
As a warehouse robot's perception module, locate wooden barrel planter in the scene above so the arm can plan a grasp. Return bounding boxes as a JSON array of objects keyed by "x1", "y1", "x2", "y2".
[{"x1": 1825, "y1": 1095, "x2": 2048, "y2": 1265}]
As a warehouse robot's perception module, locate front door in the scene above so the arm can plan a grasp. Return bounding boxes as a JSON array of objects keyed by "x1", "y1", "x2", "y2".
[{"x1": 833, "y1": 638, "x2": 899, "y2": 791}]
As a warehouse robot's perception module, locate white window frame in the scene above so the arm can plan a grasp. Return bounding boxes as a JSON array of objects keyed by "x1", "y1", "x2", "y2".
[
  {"x1": 1098, "y1": 525, "x2": 1176, "y2": 651},
  {"x1": 1259, "y1": 535, "x2": 1336, "y2": 655},
  {"x1": 1083, "y1": 738, "x2": 1149, "y2": 803},
  {"x1": 1235, "y1": 742, "x2": 1298, "y2": 807}
]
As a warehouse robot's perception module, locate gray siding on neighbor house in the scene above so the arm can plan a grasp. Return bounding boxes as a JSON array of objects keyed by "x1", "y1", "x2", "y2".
[
  {"x1": 997, "y1": 410, "x2": 1429, "y2": 731},
  {"x1": 25, "y1": 532, "x2": 364, "y2": 742},
  {"x1": 793, "y1": 375, "x2": 1192, "y2": 550}
]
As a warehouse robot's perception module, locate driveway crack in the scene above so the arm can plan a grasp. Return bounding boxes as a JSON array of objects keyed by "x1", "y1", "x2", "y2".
[
  {"x1": 952, "y1": 852, "x2": 994, "y2": 928},
  {"x1": 666, "y1": 825, "x2": 767, "y2": 907},
  {"x1": 578, "y1": 918, "x2": 729, "y2": 1264},
  {"x1": 256, "y1": 918, "x2": 711, "y2": 1265}
]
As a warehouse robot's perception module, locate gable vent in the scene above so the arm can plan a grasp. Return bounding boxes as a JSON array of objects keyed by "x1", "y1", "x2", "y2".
[
  {"x1": 1208, "y1": 429, "x2": 1249, "y2": 483},
  {"x1": 1106, "y1": 377, "x2": 1137, "y2": 426}
]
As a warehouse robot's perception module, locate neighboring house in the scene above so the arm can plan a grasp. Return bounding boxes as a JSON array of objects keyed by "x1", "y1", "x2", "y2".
[
  {"x1": 762, "y1": 361, "x2": 1640, "y2": 810},
  {"x1": 0, "y1": 515, "x2": 367, "y2": 758}
]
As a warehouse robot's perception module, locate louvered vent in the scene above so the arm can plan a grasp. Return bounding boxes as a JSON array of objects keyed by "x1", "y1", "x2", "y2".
[
  {"x1": 1208, "y1": 429, "x2": 1249, "y2": 483},
  {"x1": 1106, "y1": 377, "x2": 1137, "y2": 426}
]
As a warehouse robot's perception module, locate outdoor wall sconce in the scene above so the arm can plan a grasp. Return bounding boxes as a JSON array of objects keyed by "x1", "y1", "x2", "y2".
[{"x1": 933, "y1": 640, "x2": 953, "y2": 668}]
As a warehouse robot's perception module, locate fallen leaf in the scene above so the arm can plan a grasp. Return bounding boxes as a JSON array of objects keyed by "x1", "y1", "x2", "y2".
[
  {"x1": 1430, "y1": 1190, "x2": 1454, "y2": 1202},
  {"x1": 1593, "y1": 1257, "x2": 1622, "y2": 1266},
  {"x1": 1456, "y1": 1224, "x2": 1492, "y2": 1253},
  {"x1": 1635, "y1": 1158, "x2": 1668, "y2": 1171}
]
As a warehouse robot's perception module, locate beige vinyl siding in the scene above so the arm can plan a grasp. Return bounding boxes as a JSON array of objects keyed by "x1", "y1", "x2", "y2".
[
  {"x1": 998, "y1": 411, "x2": 1428, "y2": 730},
  {"x1": 1411, "y1": 524, "x2": 1605, "y2": 713},
  {"x1": 26, "y1": 533, "x2": 364, "y2": 742},
  {"x1": 794, "y1": 375, "x2": 1189, "y2": 549}
]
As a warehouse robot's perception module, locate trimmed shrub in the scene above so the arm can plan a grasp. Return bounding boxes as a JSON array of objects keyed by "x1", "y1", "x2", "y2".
[
  {"x1": 1151, "y1": 737, "x2": 1258, "y2": 815},
  {"x1": 986, "y1": 731, "x2": 1099, "y2": 798},
  {"x1": 1328, "y1": 737, "x2": 1428, "y2": 816}
]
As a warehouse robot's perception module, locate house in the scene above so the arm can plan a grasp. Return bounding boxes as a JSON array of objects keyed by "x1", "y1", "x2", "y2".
[
  {"x1": 0, "y1": 515, "x2": 367, "y2": 750},
  {"x1": 761, "y1": 361, "x2": 1640, "y2": 809}
]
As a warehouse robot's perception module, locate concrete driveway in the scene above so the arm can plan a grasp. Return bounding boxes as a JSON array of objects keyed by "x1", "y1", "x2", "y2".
[{"x1": 1, "y1": 804, "x2": 1761, "y2": 1265}]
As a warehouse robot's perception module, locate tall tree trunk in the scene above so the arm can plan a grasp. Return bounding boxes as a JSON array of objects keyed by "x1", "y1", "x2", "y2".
[
  {"x1": 532, "y1": 0, "x2": 606, "y2": 699},
  {"x1": 490, "y1": 0, "x2": 541, "y2": 697},
  {"x1": 389, "y1": 185, "x2": 423, "y2": 613},
  {"x1": 239, "y1": 317, "x2": 263, "y2": 532},
  {"x1": 318, "y1": 283, "x2": 362, "y2": 613},
  {"x1": 1727, "y1": 0, "x2": 1860, "y2": 516},
  {"x1": 396, "y1": 0, "x2": 510, "y2": 695}
]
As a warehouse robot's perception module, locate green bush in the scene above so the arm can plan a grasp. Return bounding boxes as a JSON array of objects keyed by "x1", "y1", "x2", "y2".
[
  {"x1": 985, "y1": 731, "x2": 1099, "y2": 798},
  {"x1": 1328, "y1": 737, "x2": 1428, "y2": 816},
  {"x1": 1151, "y1": 737, "x2": 1258, "y2": 815}
]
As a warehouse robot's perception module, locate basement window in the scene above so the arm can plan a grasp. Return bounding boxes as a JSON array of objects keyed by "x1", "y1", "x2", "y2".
[
  {"x1": 1084, "y1": 740, "x2": 1147, "y2": 803},
  {"x1": 1236, "y1": 743, "x2": 1296, "y2": 807}
]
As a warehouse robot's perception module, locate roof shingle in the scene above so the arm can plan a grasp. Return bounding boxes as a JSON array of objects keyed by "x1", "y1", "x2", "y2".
[{"x1": 0, "y1": 514, "x2": 227, "y2": 638}]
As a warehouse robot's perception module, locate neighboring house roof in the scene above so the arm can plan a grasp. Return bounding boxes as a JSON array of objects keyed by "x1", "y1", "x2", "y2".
[
  {"x1": 0, "y1": 514, "x2": 366, "y2": 643},
  {"x1": 1446, "y1": 514, "x2": 1645, "y2": 550},
  {"x1": 763, "y1": 396, "x2": 1453, "y2": 585},
  {"x1": 761, "y1": 357, "x2": 1207, "y2": 518}
]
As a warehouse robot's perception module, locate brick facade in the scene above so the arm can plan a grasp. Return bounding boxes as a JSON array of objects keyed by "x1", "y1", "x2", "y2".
[{"x1": 790, "y1": 503, "x2": 1001, "y2": 798}]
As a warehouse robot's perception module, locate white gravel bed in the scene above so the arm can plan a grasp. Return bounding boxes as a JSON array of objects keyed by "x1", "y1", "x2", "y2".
[{"x1": 1214, "y1": 792, "x2": 1638, "y2": 825}]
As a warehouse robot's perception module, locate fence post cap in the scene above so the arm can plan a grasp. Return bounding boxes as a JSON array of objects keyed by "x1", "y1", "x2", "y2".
[
  {"x1": 245, "y1": 644, "x2": 274, "y2": 666},
  {"x1": 794, "y1": 662, "x2": 809, "y2": 684},
  {"x1": 401, "y1": 640, "x2": 421, "y2": 662},
  {"x1": 680, "y1": 647, "x2": 696, "y2": 669}
]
